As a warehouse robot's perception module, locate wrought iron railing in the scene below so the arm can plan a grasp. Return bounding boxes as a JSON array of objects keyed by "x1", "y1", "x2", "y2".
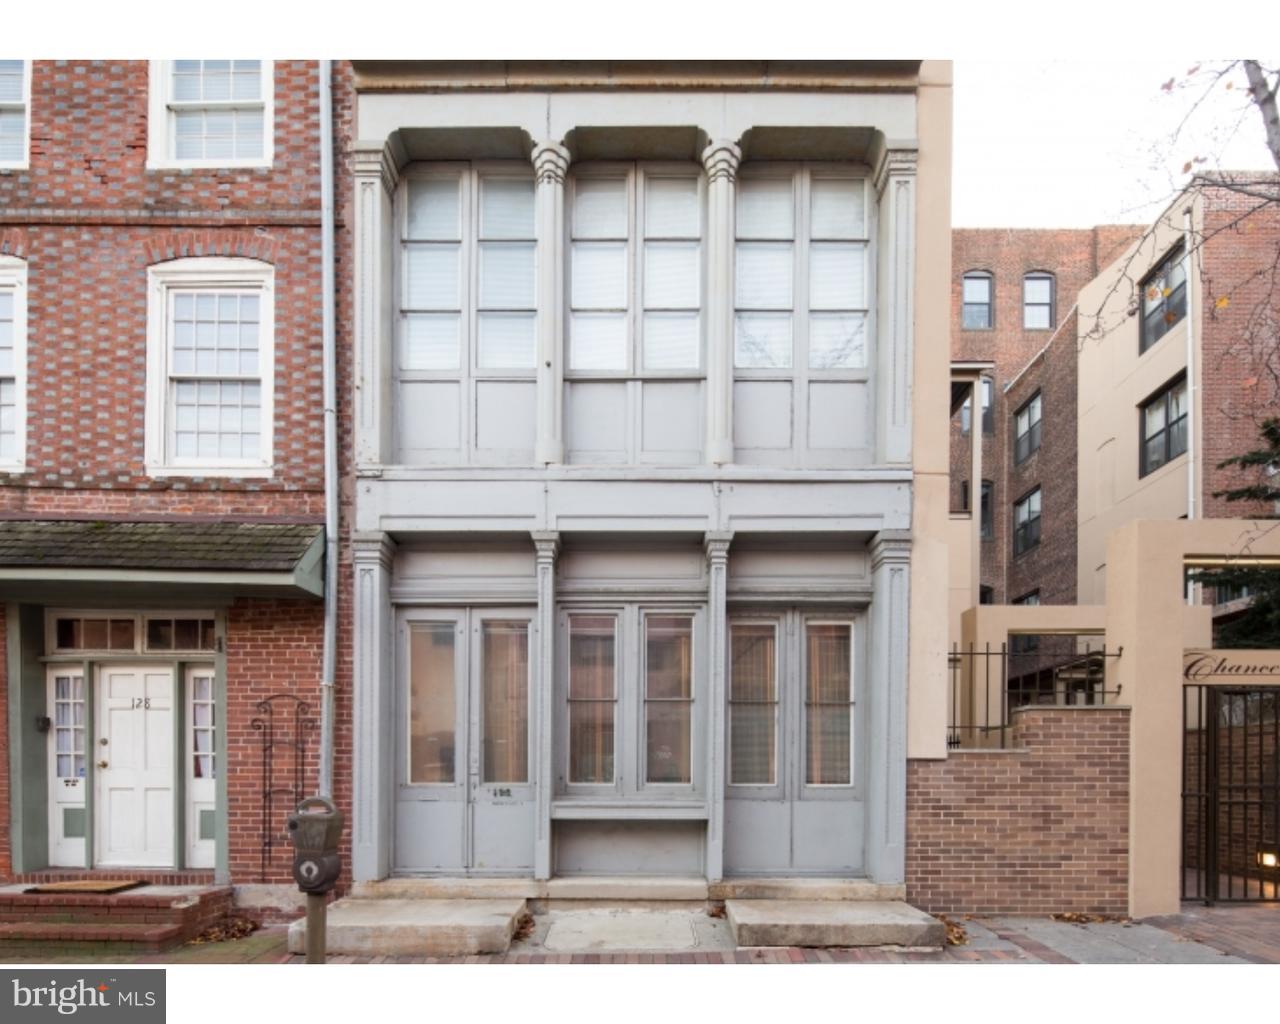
[{"x1": 947, "y1": 639, "x2": 1123, "y2": 750}]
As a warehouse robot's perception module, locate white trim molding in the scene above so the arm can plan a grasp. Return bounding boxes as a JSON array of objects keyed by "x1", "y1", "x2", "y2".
[
  {"x1": 0, "y1": 60, "x2": 32, "y2": 171},
  {"x1": 144, "y1": 256, "x2": 275, "y2": 478},
  {"x1": 0, "y1": 254, "x2": 28, "y2": 472},
  {"x1": 146, "y1": 60, "x2": 274, "y2": 170}
]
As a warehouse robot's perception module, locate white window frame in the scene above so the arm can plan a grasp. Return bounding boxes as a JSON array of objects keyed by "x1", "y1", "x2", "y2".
[
  {"x1": 146, "y1": 60, "x2": 274, "y2": 170},
  {"x1": 0, "y1": 255, "x2": 28, "y2": 471},
  {"x1": 0, "y1": 59, "x2": 31, "y2": 170},
  {"x1": 565, "y1": 161, "x2": 707, "y2": 379},
  {"x1": 145, "y1": 257, "x2": 275, "y2": 477}
]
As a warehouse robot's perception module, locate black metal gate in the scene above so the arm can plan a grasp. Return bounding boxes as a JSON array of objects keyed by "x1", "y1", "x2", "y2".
[{"x1": 1182, "y1": 685, "x2": 1280, "y2": 902}]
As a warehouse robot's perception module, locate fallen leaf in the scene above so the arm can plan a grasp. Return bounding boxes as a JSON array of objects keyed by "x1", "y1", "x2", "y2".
[
  {"x1": 1162, "y1": 77, "x2": 1176, "y2": 92},
  {"x1": 1216, "y1": 296, "x2": 1230, "y2": 309}
]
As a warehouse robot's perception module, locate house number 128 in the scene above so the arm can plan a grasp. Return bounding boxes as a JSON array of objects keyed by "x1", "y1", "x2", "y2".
[{"x1": 131, "y1": 697, "x2": 152, "y2": 709}]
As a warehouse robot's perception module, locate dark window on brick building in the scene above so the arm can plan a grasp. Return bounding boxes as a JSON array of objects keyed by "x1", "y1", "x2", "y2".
[
  {"x1": 1014, "y1": 391, "x2": 1042, "y2": 464},
  {"x1": 979, "y1": 585, "x2": 994, "y2": 605},
  {"x1": 980, "y1": 480, "x2": 993, "y2": 539},
  {"x1": 1139, "y1": 375, "x2": 1188, "y2": 477},
  {"x1": 1013, "y1": 487, "x2": 1041, "y2": 556},
  {"x1": 1010, "y1": 590, "x2": 1040, "y2": 653},
  {"x1": 1140, "y1": 242, "x2": 1186, "y2": 353},
  {"x1": 1023, "y1": 272, "x2": 1054, "y2": 330},
  {"x1": 960, "y1": 377, "x2": 993, "y2": 435},
  {"x1": 962, "y1": 271, "x2": 992, "y2": 329}
]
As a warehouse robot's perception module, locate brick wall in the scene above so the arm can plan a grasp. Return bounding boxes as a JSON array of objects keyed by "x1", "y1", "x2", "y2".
[
  {"x1": 1003, "y1": 308, "x2": 1079, "y2": 607},
  {"x1": 1197, "y1": 181, "x2": 1280, "y2": 519},
  {"x1": 951, "y1": 226, "x2": 1141, "y2": 605},
  {"x1": 0, "y1": 61, "x2": 355, "y2": 892},
  {"x1": 906, "y1": 706, "x2": 1130, "y2": 915}
]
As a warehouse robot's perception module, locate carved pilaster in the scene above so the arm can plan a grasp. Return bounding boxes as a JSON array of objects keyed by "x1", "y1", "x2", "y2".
[
  {"x1": 867, "y1": 530, "x2": 911, "y2": 885},
  {"x1": 532, "y1": 142, "x2": 570, "y2": 465},
  {"x1": 532, "y1": 531, "x2": 560, "y2": 879},
  {"x1": 874, "y1": 148, "x2": 917, "y2": 465},
  {"x1": 352, "y1": 531, "x2": 397, "y2": 881},
  {"x1": 353, "y1": 141, "x2": 399, "y2": 468},
  {"x1": 701, "y1": 141, "x2": 742, "y2": 466},
  {"x1": 704, "y1": 530, "x2": 733, "y2": 882}
]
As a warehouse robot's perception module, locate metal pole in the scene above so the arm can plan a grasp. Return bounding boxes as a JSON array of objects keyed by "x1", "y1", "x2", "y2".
[
  {"x1": 317, "y1": 59, "x2": 338, "y2": 797},
  {"x1": 305, "y1": 893, "x2": 327, "y2": 964}
]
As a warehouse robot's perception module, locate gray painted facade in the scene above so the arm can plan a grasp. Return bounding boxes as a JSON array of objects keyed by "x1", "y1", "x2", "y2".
[{"x1": 350, "y1": 62, "x2": 920, "y2": 884}]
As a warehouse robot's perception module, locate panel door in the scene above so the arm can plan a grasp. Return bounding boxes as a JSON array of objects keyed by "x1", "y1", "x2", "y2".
[
  {"x1": 724, "y1": 612, "x2": 864, "y2": 875},
  {"x1": 95, "y1": 666, "x2": 175, "y2": 867},
  {"x1": 394, "y1": 608, "x2": 536, "y2": 874}
]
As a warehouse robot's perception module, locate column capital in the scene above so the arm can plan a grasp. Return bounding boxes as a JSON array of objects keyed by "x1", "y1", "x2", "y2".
[
  {"x1": 873, "y1": 147, "x2": 918, "y2": 197},
  {"x1": 352, "y1": 531, "x2": 397, "y2": 570},
  {"x1": 701, "y1": 140, "x2": 742, "y2": 185},
  {"x1": 532, "y1": 530, "x2": 561, "y2": 562},
  {"x1": 532, "y1": 141, "x2": 570, "y2": 186},
  {"x1": 705, "y1": 531, "x2": 734, "y2": 563},
  {"x1": 353, "y1": 139, "x2": 403, "y2": 195},
  {"x1": 869, "y1": 529, "x2": 912, "y2": 571}
]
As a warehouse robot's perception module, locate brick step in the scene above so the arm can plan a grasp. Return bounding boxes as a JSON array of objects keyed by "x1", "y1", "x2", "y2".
[
  {"x1": 0, "y1": 885, "x2": 234, "y2": 946},
  {"x1": 0, "y1": 920, "x2": 186, "y2": 952}
]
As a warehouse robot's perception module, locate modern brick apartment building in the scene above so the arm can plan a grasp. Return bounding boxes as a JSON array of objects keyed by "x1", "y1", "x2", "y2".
[
  {"x1": 0, "y1": 61, "x2": 350, "y2": 903},
  {"x1": 949, "y1": 225, "x2": 1139, "y2": 610}
]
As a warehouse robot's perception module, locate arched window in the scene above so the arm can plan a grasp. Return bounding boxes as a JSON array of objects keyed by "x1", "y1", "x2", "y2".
[
  {"x1": 961, "y1": 270, "x2": 992, "y2": 329},
  {"x1": 1023, "y1": 271, "x2": 1054, "y2": 330}
]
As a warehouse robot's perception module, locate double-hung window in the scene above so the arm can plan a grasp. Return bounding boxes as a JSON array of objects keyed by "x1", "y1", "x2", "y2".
[
  {"x1": 148, "y1": 60, "x2": 273, "y2": 168},
  {"x1": 1010, "y1": 590, "x2": 1041, "y2": 654},
  {"x1": 1139, "y1": 375, "x2": 1188, "y2": 477},
  {"x1": 962, "y1": 271, "x2": 993, "y2": 329},
  {"x1": 396, "y1": 164, "x2": 537, "y2": 465},
  {"x1": 564, "y1": 164, "x2": 705, "y2": 464},
  {"x1": 1023, "y1": 272, "x2": 1054, "y2": 329},
  {"x1": 0, "y1": 60, "x2": 30, "y2": 168},
  {"x1": 1140, "y1": 242, "x2": 1187, "y2": 353},
  {"x1": 0, "y1": 256, "x2": 27, "y2": 469},
  {"x1": 1013, "y1": 487, "x2": 1042, "y2": 556},
  {"x1": 1014, "y1": 391, "x2": 1042, "y2": 464},
  {"x1": 145, "y1": 258, "x2": 274, "y2": 476}
]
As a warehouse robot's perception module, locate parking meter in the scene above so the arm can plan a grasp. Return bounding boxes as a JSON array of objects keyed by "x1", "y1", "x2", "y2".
[{"x1": 287, "y1": 795, "x2": 343, "y2": 895}]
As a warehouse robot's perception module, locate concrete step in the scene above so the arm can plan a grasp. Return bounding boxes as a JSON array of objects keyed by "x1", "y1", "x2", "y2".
[
  {"x1": 288, "y1": 898, "x2": 526, "y2": 957},
  {"x1": 710, "y1": 878, "x2": 906, "y2": 902},
  {"x1": 351, "y1": 877, "x2": 708, "y2": 902},
  {"x1": 726, "y1": 899, "x2": 945, "y2": 949}
]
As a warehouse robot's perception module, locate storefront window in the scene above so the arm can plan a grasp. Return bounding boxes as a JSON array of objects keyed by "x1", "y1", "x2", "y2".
[
  {"x1": 805, "y1": 622, "x2": 853, "y2": 785},
  {"x1": 729, "y1": 622, "x2": 777, "y2": 786},
  {"x1": 568, "y1": 615, "x2": 617, "y2": 784},
  {"x1": 481, "y1": 621, "x2": 530, "y2": 784},
  {"x1": 644, "y1": 614, "x2": 693, "y2": 784}
]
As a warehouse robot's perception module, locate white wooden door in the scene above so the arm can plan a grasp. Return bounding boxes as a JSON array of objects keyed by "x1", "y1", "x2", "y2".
[{"x1": 96, "y1": 666, "x2": 175, "y2": 867}]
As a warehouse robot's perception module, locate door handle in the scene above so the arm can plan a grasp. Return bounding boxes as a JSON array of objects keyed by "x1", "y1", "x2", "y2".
[{"x1": 97, "y1": 760, "x2": 108, "y2": 769}]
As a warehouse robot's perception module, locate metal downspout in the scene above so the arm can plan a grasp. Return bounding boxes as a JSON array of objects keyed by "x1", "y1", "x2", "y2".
[{"x1": 317, "y1": 59, "x2": 338, "y2": 796}]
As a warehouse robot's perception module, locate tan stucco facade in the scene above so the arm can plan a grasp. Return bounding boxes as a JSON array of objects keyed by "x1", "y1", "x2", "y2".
[
  {"x1": 908, "y1": 59, "x2": 955, "y2": 759},
  {"x1": 1077, "y1": 191, "x2": 1205, "y2": 605}
]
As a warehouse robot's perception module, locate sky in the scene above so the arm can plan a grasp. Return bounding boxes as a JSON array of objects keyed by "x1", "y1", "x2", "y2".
[{"x1": 953, "y1": 60, "x2": 1277, "y2": 228}]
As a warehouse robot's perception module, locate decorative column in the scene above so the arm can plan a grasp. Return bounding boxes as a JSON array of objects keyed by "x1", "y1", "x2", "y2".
[
  {"x1": 532, "y1": 530, "x2": 560, "y2": 879},
  {"x1": 533, "y1": 142, "x2": 570, "y2": 466},
  {"x1": 873, "y1": 148, "x2": 918, "y2": 465},
  {"x1": 352, "y1": 141, "x2": 399, "y2": 467},
  {"x1": 352, "y1": 531, "x2": 396, "y2": 882},
  {"x1": 704, "y1": 531, "x2": 733, "y2": 882},
  {"x1": 701, "y1": 141, "x2": 742, "y2": 466},
  {"x1": 866, "y1": 530, "x2": 911, "y2": 884}
]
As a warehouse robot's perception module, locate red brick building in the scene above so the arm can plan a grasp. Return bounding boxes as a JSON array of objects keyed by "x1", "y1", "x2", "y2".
[
  {"x1": 949, "y1": 225, "x2": 1139, "y2": 608},
  {"x1": 0, "y1": 61, "x2": 352, "y2": 908}
]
